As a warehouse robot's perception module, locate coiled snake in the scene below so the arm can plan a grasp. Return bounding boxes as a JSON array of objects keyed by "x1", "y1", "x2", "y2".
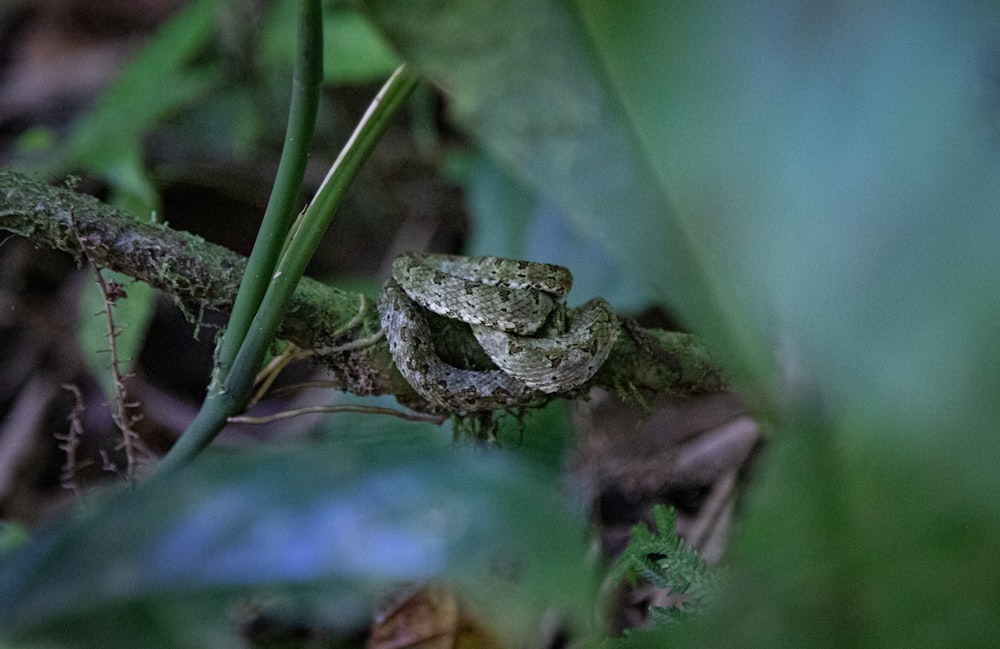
[{"x1": 379, "y1": 253, "x2": 619, "y2": 411}]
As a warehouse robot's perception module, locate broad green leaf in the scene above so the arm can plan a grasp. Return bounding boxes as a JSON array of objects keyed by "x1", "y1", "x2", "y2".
[
  {"x1": 489, "y1": 399, "x2": 577, "y2": 473},
  {"x1": 0, "y1": 439, "x2": 596, "y2": 648},
  {"x1": 660, "y1": 416, "x2": 1000, "y2": 649},
  {"x1": 574, "y1": 2, "x2": 1000, "y2": 647},
  {"x1": 306, "y1": 392, "x2": 574, "y2": 472},
  {"x1": 364, "y1": 0, "x2": 1000, "y2": 447},
  {"x1": 579, "y1": 0, "x2": 1000, "y2": 452},
  {"x1": 362, "y1": 0, "x2": 776, "y2": 386},
  {"x1": 458, "y1": 153, "x2": 654, "y2": 310},
  {"x1": 364, "y1": 2, "x2": 1000, "y2": 647}
]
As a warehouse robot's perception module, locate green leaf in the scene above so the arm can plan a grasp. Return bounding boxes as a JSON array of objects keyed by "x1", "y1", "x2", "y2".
[
  {"x1": 579, "y1": 0, "x2": 1000, "y2": 452},
  {"x1": 0, "y1": 439, "x2": 596, "y2": 648},
  {"x1": 608, "y1": 505, "x2": 712, "y2": 623},
  {"x1": 576, "y1": 3, "x2": 1000, "y2": 647},
  {"x1": 457, "y1": 153, "x2": 654, "y2": 311},
  {"x1": 362, "y1": 0, "x2": 774, "y2": 384},
  {"x1": 665, "y1": 415, "x2": 1000, "y2": 649},
  {"x1": 363, "y1": 2, "x2": 1000, "y2": 647}
]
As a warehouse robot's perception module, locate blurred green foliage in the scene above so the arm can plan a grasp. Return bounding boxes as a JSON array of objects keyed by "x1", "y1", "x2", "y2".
[
  {"x1": 368, "y1": 0, "x2": 1000, "y2": 646},
  {"x1": 0, "y1": 438, "x2": 596, "y2": 648},
  {"x1": 0, "y1": 522, "x2": 28, "y2": 557},
  {"x1": 3, "y1": 0, "x2": 1000, "y2": 647}
]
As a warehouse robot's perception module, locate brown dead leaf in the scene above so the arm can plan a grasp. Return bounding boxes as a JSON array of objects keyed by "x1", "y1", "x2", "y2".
[{"x1": 368, "y1": 583, "x2": 504, "y2": 649}]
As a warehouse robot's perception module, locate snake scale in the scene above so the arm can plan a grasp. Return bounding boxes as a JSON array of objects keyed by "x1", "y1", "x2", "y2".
[{"x1": 379, "y1": 252, "x2": 619, "y2": 411}]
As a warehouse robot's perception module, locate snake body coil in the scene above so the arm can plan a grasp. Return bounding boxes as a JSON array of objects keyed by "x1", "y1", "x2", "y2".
[{"x1": 379, "y1": 253, "x2": 619, "y2": 411}]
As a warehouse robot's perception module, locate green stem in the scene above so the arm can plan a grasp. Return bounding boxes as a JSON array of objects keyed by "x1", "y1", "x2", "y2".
[
  {"x1": 157, "y1": 0, "x2": 323, "y2": 476},
  {"x1": 224, "y1": 63, "x2": 420, "y2": 402},
  {"x1": 212, "y1": 0, "x2": 322, "y2": 386},
  {"x1": 158, "y1": 64, "x2": 421, "y2": 474}
]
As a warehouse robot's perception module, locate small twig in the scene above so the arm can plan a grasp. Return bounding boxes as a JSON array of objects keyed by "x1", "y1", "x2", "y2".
[
  {"x1": 248, "y1": 344, "x2": 316, "y2": 408},
  {"x1": 93, "y1": 269, "x2": 144, "y2": 482},
  {"x1": 254, "y1": 379, "x2": 345, "y2": 398},
  {"x1": 242, "y1": 295, "x2": 384, "y2": 407},
  {"x1": 229, "y1": 404, "x2": 445, "y2": 425},
  {"x1": 56, "y1": 384, "x2": 89, "y2": 498},
  {"x1": 329, "y1": 293, "x2": 368, "y2": 337},
  {"x1": 67, "y1": 212, "x2": 147, "y2": 483},
  {"x1": 318, "y1": 327, "x2": 385, "y2": 353},
  {"x1": 98, "y1": 449, "x2": 117, "y2": 474}
]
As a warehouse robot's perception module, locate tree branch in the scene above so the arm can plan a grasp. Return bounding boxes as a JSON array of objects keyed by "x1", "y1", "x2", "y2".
[{"x1": 0, "y1": 167, "x2": 725, "y2": 413}]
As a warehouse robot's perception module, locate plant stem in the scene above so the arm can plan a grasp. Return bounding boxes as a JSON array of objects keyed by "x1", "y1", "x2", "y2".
[
  {"x1": 156, "y1": 0, "x2": 323, "y2": 475},
  {"x1": 212, "y1": 0, "x2": 322, "y2": 389},
  {"x1": 224, "y1": 63, "x2": 420, "y2": 405},
  {"x1": 158, "y1": 64, "x2": 420, "y2": 474}
]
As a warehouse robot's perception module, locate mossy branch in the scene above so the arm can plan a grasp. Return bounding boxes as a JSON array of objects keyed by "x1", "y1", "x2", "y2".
[
  {"x1": 0, "y1": 168, "x2": 362, "y2": 350},
  {"x1": 0, "y1": 167, "x2": 725, "y2": 412}
]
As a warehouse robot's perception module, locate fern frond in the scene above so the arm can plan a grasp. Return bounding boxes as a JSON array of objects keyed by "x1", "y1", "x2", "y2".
[{"x1": 608, "y1": 504, "x2": 715, "y2": 624}]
